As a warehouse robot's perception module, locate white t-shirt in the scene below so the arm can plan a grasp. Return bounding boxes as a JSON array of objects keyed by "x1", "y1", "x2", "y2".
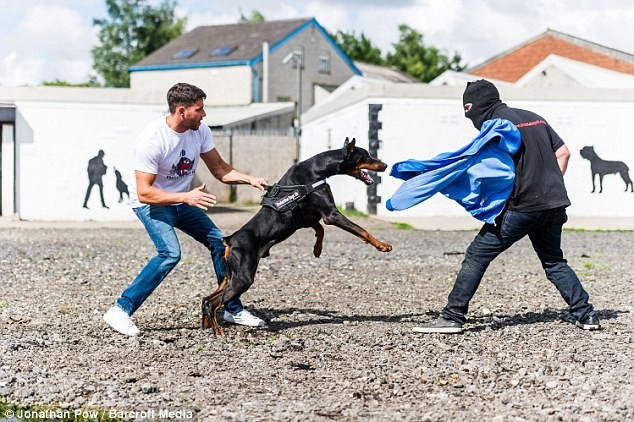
[{"x1": 130, "y1": 116, "x2": 214, "y2": 207}]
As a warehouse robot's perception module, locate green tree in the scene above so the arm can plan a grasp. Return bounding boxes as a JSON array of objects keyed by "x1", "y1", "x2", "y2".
[
  {"x1": 331, "y1": 30, "x2": 383, "y2": 65},
  {"x1": 92, "y1": 0, "x2": 186, "y2": 87},
  {"x1": 386, "y1": 24, "x2": 466, "y2": 82},
  {"x1": 239, "y1": 9, "x2": 265, "y2": 22},
  {"x1": 42, "y1": 77, "x2": 100, "y2": 87}
]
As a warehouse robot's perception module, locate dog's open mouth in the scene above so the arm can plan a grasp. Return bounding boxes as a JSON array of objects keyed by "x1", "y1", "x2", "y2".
[{"x1": 358, "y1": 169, "x2": 375, "y2": 185}]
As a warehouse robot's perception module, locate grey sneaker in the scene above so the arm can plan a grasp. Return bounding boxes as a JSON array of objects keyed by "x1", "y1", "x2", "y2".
[
  {"x1": 413, "y1": 316, "x2": 464, "y2": 334},
  {"x1": 223, "y1": 309, "x2": 265, "y2": 327},
  {"x1": 575, "y1": 313, "x2": 601, "y2": 330}
]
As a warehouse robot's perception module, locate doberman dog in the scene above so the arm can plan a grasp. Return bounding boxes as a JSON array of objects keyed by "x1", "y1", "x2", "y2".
[
  {"x1": 579, "y1": 146, "x2": 633, "y2": 193},
  {"x1": 201, "y1": 138, "x2": 393, "y2": 335}
]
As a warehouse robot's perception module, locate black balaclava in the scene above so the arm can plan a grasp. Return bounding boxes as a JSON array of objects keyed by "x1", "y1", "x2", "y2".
[{"x1": 463, "y1": 79, "x2": 502, "y2": 130}]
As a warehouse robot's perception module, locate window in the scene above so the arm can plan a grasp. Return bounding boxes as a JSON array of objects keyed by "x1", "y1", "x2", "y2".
[
  {"x1": 211, "y1": 45, "x2": 237, "y2": 57},
  {"x1": 172, "y1": 49, "x2": 198, "y2": 59},
  {"x1": 319, "y1": 51, "x2": 331, "y2": 74}
]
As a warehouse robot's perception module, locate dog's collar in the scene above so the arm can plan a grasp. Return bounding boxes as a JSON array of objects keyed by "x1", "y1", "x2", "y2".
[{"x1": 261, "y1": 179, "x2": 327, "y2": 213}]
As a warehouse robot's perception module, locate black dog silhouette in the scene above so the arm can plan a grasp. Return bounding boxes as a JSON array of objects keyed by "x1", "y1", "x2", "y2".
[
  {"x1": 579, "y1": 146, "x2": 633, "y2": 193},
  {"x1": 114, "y1": 168, "x2": 130, "y2": 203}
]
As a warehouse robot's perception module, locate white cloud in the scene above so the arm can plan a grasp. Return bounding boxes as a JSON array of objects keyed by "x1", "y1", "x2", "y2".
[
  {"x1": 22, "y1": 5, "x2": 95, "y2": 57},
  {"x1": 2, "y1": 0, "x2": 634, "y2": 86},
  {"x1": 0, "y1": 52, "x2": 45, "y2": 86},
  {"x1": 0, "y1": 3, "x2": 96, "y2": 85}
]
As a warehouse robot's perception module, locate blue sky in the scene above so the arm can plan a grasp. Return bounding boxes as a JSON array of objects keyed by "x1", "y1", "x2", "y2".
[{"x1": 1, "y1": 0, "x2": 634, "y2": 86}]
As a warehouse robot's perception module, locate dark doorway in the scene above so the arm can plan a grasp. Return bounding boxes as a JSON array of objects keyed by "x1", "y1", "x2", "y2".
[
  {"x1": 0, "y1": 125, "x2": 3, "y2": 215},
  {"x1": 0, "y1": 106, "x2": 17, "y2": 216}
]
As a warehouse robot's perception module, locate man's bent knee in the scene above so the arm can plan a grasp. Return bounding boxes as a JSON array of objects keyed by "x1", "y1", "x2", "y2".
[{"x1": 158, "y1": 249, "x2": 181, "y2": 266}]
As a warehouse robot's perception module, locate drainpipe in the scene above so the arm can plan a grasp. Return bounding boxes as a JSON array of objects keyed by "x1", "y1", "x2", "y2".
[
  {"x1": 228, "y1": 129, "x2": 236, "y2": 202},
  {"x1": 262, "y1": 42, "x2": 269, "y2": 103}
]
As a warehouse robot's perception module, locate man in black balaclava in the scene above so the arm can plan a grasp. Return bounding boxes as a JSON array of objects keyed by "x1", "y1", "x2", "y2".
[
  {"x1": 416, "y1": 79, "x2": 600, "y2": 334},
  {"x1": 463, "y1": 79, "x2": 503, "y2": 130}
]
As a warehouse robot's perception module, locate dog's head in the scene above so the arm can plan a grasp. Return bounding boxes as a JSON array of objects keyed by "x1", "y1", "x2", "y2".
[
  {"x1": 580, "y1": 146, "x2": 595, "y2": 160},
  {"x1": 340, "y1": 137, "x2": 387, "y2": 185}
]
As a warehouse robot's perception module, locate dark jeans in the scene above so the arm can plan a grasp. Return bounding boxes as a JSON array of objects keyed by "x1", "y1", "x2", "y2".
[
  {"x1": 116, "y1": 204, "x2": 243, "y2": 315},
  {"x1": 442, "y1": 207, "x2": 594, "y2": 325}
]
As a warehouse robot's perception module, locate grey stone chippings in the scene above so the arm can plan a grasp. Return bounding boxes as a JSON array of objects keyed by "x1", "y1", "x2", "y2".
[{"x1": 0, "y1": 212, "x2": 632, "y2": 420}]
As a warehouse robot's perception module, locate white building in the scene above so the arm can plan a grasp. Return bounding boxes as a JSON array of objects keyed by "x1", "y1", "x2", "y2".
[
  {"x1": 2, "y1": 27, "x2": 634, "y2": 224},
  {"x1": 0, "y1": 87, "x2": 293, "y2": 221},
  {"x1": 301, "y1": 77, "x2": 634, "y2": 221}
]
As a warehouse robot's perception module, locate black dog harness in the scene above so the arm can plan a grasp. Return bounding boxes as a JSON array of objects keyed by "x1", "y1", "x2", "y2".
[{"x1": 261, "y1": 179, "x2": 327, "y2": 213}]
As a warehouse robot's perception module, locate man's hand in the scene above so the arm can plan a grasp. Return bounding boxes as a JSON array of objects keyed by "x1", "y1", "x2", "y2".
[
  {"x1": 249, "y1": 177, "x2": 269, "y2": 191},
  {"x1": 184, "y1": 184, "x2": 217, "y2": 210}
]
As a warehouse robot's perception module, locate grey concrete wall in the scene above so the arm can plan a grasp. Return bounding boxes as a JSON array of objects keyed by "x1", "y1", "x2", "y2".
[{"x1": 193, "y1": 134, "x2": 296, "y2": 204}]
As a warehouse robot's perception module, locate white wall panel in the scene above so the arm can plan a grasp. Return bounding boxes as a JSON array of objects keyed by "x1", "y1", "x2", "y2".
[
  {"x1": 15, "y1": 101, "x2": 165, "y2": 221},
  {"x1": 302, "y1": 95, "x2": 634, "y2": 219}
]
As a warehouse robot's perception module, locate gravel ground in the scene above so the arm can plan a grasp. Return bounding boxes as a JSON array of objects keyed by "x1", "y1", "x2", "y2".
[{"x1": 0, "y1": 208, "x2": 633, "y2": 421}]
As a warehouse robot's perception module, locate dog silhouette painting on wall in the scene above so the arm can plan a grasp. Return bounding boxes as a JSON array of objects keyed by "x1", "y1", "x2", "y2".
[
  {"x1": 579, "y1": 146, "x2": 633, "y2": 193},
  {"x1": 114, "y1": 168, "x2": 130, "y2": 203}
]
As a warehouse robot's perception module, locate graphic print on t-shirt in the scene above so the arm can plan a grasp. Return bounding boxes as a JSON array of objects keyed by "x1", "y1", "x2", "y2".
[{"x1": 169, "y1": 150, "x2": 196, "y2": 179}]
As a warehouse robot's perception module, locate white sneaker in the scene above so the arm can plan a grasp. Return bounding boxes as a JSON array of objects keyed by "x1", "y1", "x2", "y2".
[
  {"x1": 103, "y1": 305, "x2": 140, "y2": 337},
  {"x1": 223, "y1": 309, "x2": 265, "y2": 327}
]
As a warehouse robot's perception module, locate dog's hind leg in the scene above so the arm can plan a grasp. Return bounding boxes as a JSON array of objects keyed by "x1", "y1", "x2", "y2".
[
  {"x1": 201, "y1": 240, "x2": 234, "y2": 335},
  {"x1": 221, "y1": 248, "x2": 260, "y2": 317},
  {"x1": 201, "y1": 277, "x2": 227, "y2": 335},
  {"x1": 621, "y1": 171, "x2": 633, "y2": 192},
  {"x1": 207, "y1": 245, "x2": 262, "y2": 334},
  {"x1": 312, "y1": 222, "x2": 324, "y2": 257}
]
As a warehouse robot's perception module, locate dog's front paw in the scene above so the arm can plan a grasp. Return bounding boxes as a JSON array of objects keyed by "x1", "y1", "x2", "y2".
[{"x1": 377, "y1": 242, "x2": 392, "y2": 252}]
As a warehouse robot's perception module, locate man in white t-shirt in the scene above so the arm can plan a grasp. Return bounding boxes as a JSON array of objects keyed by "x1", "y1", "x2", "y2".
[{"x1": 104, "y1": 83, "x2": 268, "y2": 337}]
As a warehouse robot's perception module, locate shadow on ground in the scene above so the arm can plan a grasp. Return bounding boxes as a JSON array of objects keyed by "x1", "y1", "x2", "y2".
[{"x1": 143, "y1": 308, "x2": 628, "y2": 334}]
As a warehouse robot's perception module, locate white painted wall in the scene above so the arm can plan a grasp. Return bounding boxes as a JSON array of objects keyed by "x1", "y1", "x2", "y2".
[
  {"x1": 15, "y1": 101, "x2": 165, "y2": 221},
  {"x1": 302, "y1": 93, "x2": 634, "y2": 219},
  {"x1": 130, "y1": 66, "x2": 253, "y2": 105},
  {"x1": 5, "y1": 83, "x2": 634, "y2": 222},
  {"x1": 521, "y1": 99, "x2": 634, "y2": 217}
]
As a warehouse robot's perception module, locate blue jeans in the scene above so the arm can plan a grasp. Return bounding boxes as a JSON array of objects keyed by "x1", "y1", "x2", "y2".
[
  {"x1": 442, "y1": 207, "x2": 594, "y2": 325},
  {"x1": 116, "y1": 204, "x2": 243, "y2": 315}
]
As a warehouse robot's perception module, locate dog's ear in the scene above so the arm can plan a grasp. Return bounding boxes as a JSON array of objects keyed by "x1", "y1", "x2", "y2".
[{"x1": 343, "y1": 137, "x2": 356, "y2": 158}]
